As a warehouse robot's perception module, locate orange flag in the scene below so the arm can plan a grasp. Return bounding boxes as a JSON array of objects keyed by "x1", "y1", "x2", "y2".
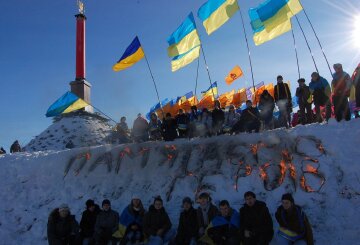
[{"x1": 225, "y1": 65, "x2": 243, "y2": 85}]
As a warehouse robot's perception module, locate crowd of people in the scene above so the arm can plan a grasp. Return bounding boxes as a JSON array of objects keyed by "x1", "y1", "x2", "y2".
[
  {"x1": 47, "y1": 192, "x2": 313, "y2": 245},
  {"x1": 114, "y1": 63, "x2": 359, "y2": 143}
]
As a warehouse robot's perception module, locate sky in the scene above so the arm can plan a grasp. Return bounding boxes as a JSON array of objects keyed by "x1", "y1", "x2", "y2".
[{"x1": 0, "y1": 0, "x2": 359, "y2": 150}]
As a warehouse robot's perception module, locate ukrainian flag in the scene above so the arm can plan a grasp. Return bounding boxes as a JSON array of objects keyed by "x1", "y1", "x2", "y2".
[
  {"x1": 167, "y1": 13, "x2": 201, "y2": 57},
  {"x1": 249, "y1": 0, "x2": 303, "y2": 46},
  {"x1": 113, "y1": 36, "x2": 145, "y2": 71},
  {"x1": 201, "y1": 82, "x2": 218, "y2": 98},
  {"x1": 46, "y1": 91, "x2": 89, "y2": 117},
  {"x1": 197, "y1": 0, "x2": 239, "y2": 35},
  {"x1": 171, "y1": 45, "x2": 200, "y2": 72}
]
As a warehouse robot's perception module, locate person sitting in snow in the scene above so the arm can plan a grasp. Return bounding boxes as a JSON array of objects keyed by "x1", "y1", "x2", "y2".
[
  {"x1": 196, "y1": 192, "x2": 219, "y2": 243},
  {"x1": 117, "y1": 195, "x2": 145, "y2": 245},
  {"x1": 175, "y1": 109, "x2": 190, "y2": 138},
  {"x1": 207, "y1": 200, "x2": 241, "y2": 245},
  {"x1": 223, "y1": 105, "x2": 240, "y2": 134},
  {"x1": 275, "y1": 193, "x2": 314, "y2": 245},
  {"x1": 148, "y1": 113, "x2": 163, "y2": 141},
  {"x1": 47, "y1": 204, "x2": 80, "y2": 245},
  {"x1": 132, "y1": 113, "x2": 149, "y2": 143},
  {"x1": 10, "y1": 140, "x2": 21, "y2": 153},
  {"x1": 0, "y1": 147, "x2": 6, "y2": 154},
  {"x1": 175, "y1": 197, "x2": 199, "y2": 245},
  {"x1": 143, "y1": 196, "x2": 175, "y2": 245},
  {"x1": 94, "y1": 199, "x2": 120, "y2": 245},
  {"x1": 80, "y1": 199, "x2": 100, "y2": 245},
  {"x1": 239, "y1": 191, "x2": 274, "y2": 245},
  {"x1": 161, "y1": 113, "x2": 178, "y2": 142}
]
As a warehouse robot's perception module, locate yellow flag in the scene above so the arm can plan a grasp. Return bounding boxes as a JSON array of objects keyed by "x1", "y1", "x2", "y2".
[{"x1": 225, "y1": 65, "x2": 243, "y2": 85}]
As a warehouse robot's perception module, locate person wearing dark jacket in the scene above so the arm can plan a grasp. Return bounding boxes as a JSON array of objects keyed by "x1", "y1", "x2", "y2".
[
  {"x1": 295, "y1": 79, "x2": 312, "y2": 125},
  {"x1": 352, "y1": 64, "x2": 360, "y2": 117},
  {"x1": 175, "y1": 197, "x2": 198, "y2": 245},
  {"x1": 143, "y1": 196, "x2": 175, "y2": 245},
  {"x1": 148, "y1": 113, "x2": 163, "y2": 141},
  {"x1": 258, "y1": 90, "x2": 275, "y2": 130},
  {"x1": 275, "y1": 194, "x2": 314, "y2": 245},
  {"x1": 119, "y1": 195, "x2": 145, "y2": 245},
  {"x1": 175, "y1": 109, "x2": 190, "y2": 138},
  {"x1": 212, "y1": 100, "x2": 225, "y2": 135},
  {"x1": 188, "y1": 106, "x2": 200, "y2": 138},
  {"x1": 309, "y1": 72, "x2": 332, "y2": 122},
  {"x1": 331, "y1": 63, "x2": 352, "y2": 121},
  {"x1": 237, "y1": 100, "x2": 261, "y2": 133},
  {"x1": 162, "y1": 113, "x2": 178, "y2": 141},
  {"x1": 274, "y1": 75, "x2": 292, "y2": 128},
  {"x1": 47, "y1": 204, "x2": 80, "y2": 245},
  {"x1": 10, "y1": 140, "x2": 21, "y2": 153},
  {"x1": 196, "y1": 192, "x2": 219, "y2": 240},
  {"x1": 94, "y1": 199, "x2": 120, "y2": 245},
  {"x1": 80, "y1": 199, "x2": 100, "y2": 245},
  {"x1": 0, "y1": 147, "x2": 6, "y2": 154},
  {"x1": 207, "y1": 200, "x2": 241, "y2": 245},
  {"x1": 240, "y1": 191, "x2": 273, "y2": 245}
]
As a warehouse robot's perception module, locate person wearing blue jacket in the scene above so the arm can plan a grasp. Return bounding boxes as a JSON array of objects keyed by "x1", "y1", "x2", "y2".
[
  {"x1": 207, "y1": 200, "x2": 241, "y2": 245},
  {"x1": 309, "y1": 72, "x2": 332, "y2": 122}
]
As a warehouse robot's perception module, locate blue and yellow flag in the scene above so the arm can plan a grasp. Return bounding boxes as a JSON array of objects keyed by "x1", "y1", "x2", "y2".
[
  {"x1": 167, "y1": 13, "x2": 201, "y2": 57},
  {"x1": 249, "y1": 0, "x2": 303, "y2": 45},
  {"x1": 171, "y1": 45, "x2": 200, "y2": 72},
  {"x1": 197, "y1": 0, "x2": 239, "y2": 35},
  {"x1": 201, "y1": 82, "x2": 218, "y2": 98},
  {"x1": 113, "y1": 36, "x2": 145, "y2": 71},
  {"x1": 46, "y1": 91, "x2": 89, "y2": 117}
]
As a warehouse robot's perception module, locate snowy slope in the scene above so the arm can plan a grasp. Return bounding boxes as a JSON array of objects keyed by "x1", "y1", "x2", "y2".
[
  {"x1": 1, "y1": 119, "x2": 360, "y2": 244},
  {"x1": 25, "y1": 111, "x2": 113, "y2": 152}
]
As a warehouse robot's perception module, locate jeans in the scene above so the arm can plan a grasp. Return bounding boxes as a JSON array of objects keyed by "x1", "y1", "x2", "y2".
[{"x1": 146, "y1": 228, "x2": 176, "y2": 245}]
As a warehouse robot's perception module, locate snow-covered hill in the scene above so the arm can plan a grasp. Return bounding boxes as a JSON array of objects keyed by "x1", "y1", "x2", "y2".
[
  {"x1": 25, "y1": 111, "x2": 113, "y2": 152},
  {"x1": 1, "y1": 119, "x2": 360, "y2": 244}
]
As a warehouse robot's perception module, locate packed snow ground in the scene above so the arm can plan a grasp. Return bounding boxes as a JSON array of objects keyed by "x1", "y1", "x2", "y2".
[{"x1": 1, "y1": 119, "x2": 360, "y2": 245}]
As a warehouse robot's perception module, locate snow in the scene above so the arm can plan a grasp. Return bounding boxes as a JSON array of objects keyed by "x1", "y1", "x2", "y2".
[{"x1": 1, "y1": 119, "x2": 360, "y2": 244}]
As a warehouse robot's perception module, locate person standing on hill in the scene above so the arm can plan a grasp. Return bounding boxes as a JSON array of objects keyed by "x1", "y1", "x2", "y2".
[
  {"x1": 10, "y1": 140, "x2": 21, "y2": 153},
  {"x1": 352, "y1": 64, "x2": 360, "y2": 117},
  {"x1": 116, "y1": 116, "x2": 131, "y2": 144},
  {"x1": 162, "y1": 113, "x2": 178, "y2": 141},
  {"x1": 332, "y1": 63, "x2": 352, "y2": 121},
  {"x1": 148, "y1": 113, "x2": 163, "y2": 141},
  {"x1": 175, "y1": 109, "x2": 190, "y2": 138},
  {"x1": 309, "y1": 72, "x2": 332, "y2": 122},
  {"x1": 275, "y1": 194, "x2": 314, "y2": 245},
  {"x1": 80, "y1": 199, "x2": 100, "y2": 245},
  {"x1": 259, "y1": 90, "x2": 275, "y2": 130},
  {"x1": 132, "y1": 113, "x2": 149, "y2": 143},
  {"x1": 223, "y1": 105, "x2": 240, "y2": 133},
  {"x1": 0, "y1": 147, "x2": 6, "y2": 154},
  {"x1": 212, "y1": 100, "x2": 225, "y2": 136},
  {"x1": 296, "y1": 79, "x2": 313, "y2": 125},
  {"x1": 274, "y1": 75, "x2": 292, "y2": 128}
]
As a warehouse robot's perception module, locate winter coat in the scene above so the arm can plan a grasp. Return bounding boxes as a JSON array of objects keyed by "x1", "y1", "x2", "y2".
[
  {"x1": 189, "y1": 110, "x2": 199, "y2": 122},
  {"x1": 80, "y1": 205, "x2": 100, "y2": 238},
  {"x1": 259, "y1": 94, "x2": 275, "y2": 121},
  {"x1": 0, "y1": 147, "x2": 6, "y2": 154},
  {"x1": 10, "y1": 141, "x2": 21, "y2": 153},
  {"x1": 207, "y1": 209, "x2": 241, "y2": 245},
  {"x1": 143, "y1": 205, "x2": 172, "y2": 237},
  {"x1": 274, "y1": 83, "x2": 292, "y2": 102},
  {"x1": 132, "y1": 117, "x2": 148, "y2": 137},
  {"x1": 94, "y1": 209, "x2": 120, "y2": 240},
  {"x1": 196, "y1": 203, "x2": 219, "y2": 230},
  {"x1": 120, "y1": 203, "x2": 145, "y2": 229},
  {"x1": 239, "y1": 200, "x2": 273, "y2": 243},
  {"x1": 275, "y1": 205, "x2": 314, "y2": 245},
  {"x1": 47, "y1": 209, "x2": 79, "y2": 245},
  {"x1": 148, "y1": 119, "x2": 162, "y2": 140},
  {"x1": 212, "y1": 108, "x2": 225, "y2": 127},
  {"x1": 240, "y1": 107, "x2": 260, "y2": 125},
  {"x1": 175, "y1": 113, "x2": 189, "y2": 128},
  {"x1": 224, "y1": 111, "x2": 240, "y2": 128},
  {"x1": 332, "y1": 71, "x2": 352, "y2": 97},
  {"x1": 309, "y1": 76, "x2": 331, "y2": 106},
  {"x1": 296, "y1": 85, "x2": 311, "y2": 107},
  {"x1": 162, "y1": 117, "x2": 178, "y2": 141},
  {"x1": 175, "y1": 207, "x2": 199, "y2": 245}
]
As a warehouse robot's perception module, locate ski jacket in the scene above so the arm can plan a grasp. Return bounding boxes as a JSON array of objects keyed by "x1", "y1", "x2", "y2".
[
  {"x1": 143, "y1": 205, "x2": 172, "y2": 237},
  {"x1": 332, "y1": 71, "x2": 352, "y2": 97},
  {"x1": 212, "y1": 108, "x2": 225, "y2": 127},
  {"x1": 175, "y1": 113, "x2": 189, "y2": 128},
  {"x1": 148, "y1": 119, "x2": 162, "y2": 140},
  {"x1": 309, "y1": 76, "x2": 331, "y2": 106},
  {"x1": 161, "y1": 117, "x2": 178, "y2": 141},
  {"x1": 80, "y1": 205, "x2": 100, "y2": 238},
  {"x1": 47, "y1": 209, "x2": 79, "y2": 245},
  {"x1": 207, "y1": 209, "x2": 241, "y2": 244},
  {"x1": 94, "y1": 209, "x2": 120, "y2": 239},
  {"x1": 175, "y1": 207, "x2": 199, "y2": 245},
  {"x1": 132, "y1": 117, "x2": 148, "y2": 137},
  {"x1": 274, "y1": 83, "x2": 291, "y2": 102},
  {"x1": 120, "y1": 202, "x2": 145, "y2": 229},
  {"x1": 275, "y1": 205, "x2": 314, "y2": 245},
  {"x1": 240, "y1": 107, "x2": 260, "y2": 124},
  {"x1": 296, "y1": 85, "x2": 311, "y2": 106},
  {"x1": 259, "y1": 94, "x2": 275, "y2": 119},
  {"x1": 239, "y1": 200, "x2": 273, "y2": 242}
]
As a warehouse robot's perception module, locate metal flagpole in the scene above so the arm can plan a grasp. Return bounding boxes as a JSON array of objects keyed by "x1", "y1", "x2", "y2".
[
  {"x1": 194, "y1": 56, "x2": 200, "y2": 97},
  {"x1": 294, "y1": 15, "x2": 319, "y2": 73},
  {"x1": 291, "y1": 26, "x2": 301, "y2": 79},
  {"x1": 302, "y1": 8, "x2": 332, "y2": 76},
  {"x1": 200, "y1": 45, "x2": 216, "y2": 99}
]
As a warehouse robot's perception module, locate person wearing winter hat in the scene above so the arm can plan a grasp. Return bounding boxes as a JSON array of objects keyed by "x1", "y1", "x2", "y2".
[
  {"x1": 47, "y1": 204, "x2": 80, "y2": 245},
  {"x1": 143, "y1": 196, "x2": 176, "y2": 245},
  {"x1": 94, "y1": 199, "x2": 120, "y2": 245},
  {"x1": 115, "y1": 195, "x2": 145, "y2": 244},
  {"x1": 175, "y1": 197, "x2": 198, "y2": 245},
  {"x1": 196, "y1": 192, "x2": 219, "y2": 242},
  {"x1": 80, "y1": 199, "x2": 100, "y2": 245},
  {"x1": 275, "y1": 193, "x2": 314, "y2": 245}
]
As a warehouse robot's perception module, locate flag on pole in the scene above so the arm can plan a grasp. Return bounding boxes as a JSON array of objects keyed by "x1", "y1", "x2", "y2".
[
  {"x1": 113, "y1": 36, "x2": 145, "y2": 71},
  {"x1": 249, "y1": 0, "x2": 303, "y2": 45},
  {"x1": 201, "y1": 82, "x2": 218, "y2": 98},
  {"x1": 171, "y1": 46, "x2": 201, "y2": 72},
  {"x1": 167, "y1": 13, "x2": 201, "y2": 57},
  {"x1": 225, "y1": 65, "x2": 243, "y2": 85},
  {"x1": 198, "y1": 0, "x2": 239, "y2": 35},
  {"x1": 46, "y1": 91, "x2": 89, "y2": 117}
]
